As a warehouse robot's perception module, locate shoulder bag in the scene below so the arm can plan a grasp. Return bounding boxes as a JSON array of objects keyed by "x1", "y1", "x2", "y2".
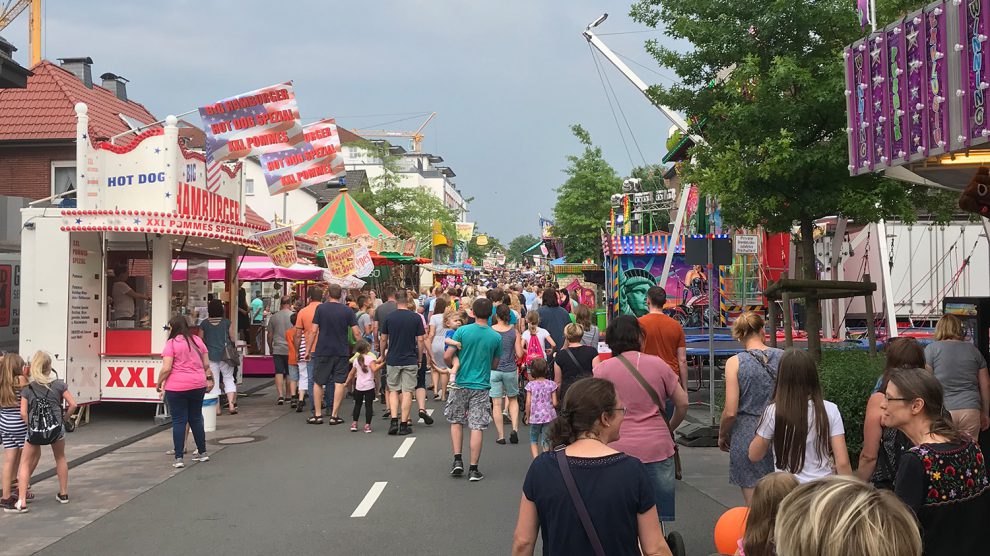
[
  {"x1": 745, "y1": 349, "x2": 778, "y2": 381},
  {"x1": 221, "y1": 323, "x2": 240, "y2": 366},
  {"x1": 554, "y1": 446, "x2": 606, "y2": 556},
  {"x1": 615, "y1": 353, "x2": 682, "y2": 480}
]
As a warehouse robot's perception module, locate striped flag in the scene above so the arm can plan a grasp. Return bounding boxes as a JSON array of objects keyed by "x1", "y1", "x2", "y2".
[
  {"x1": 199, "y1": 82, "x2": 305, "y2": 163},
  {"x1": 206, "y1": 156, "x2": 223, "y2": 193}
]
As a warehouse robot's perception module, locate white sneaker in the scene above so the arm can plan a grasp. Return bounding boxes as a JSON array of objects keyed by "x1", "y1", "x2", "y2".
[
  {"x1": 192, "y1": 452, "x2": 210, "y2": 462},
  {"x1": 172, "y1": 459, "x2": 184, "y2": 468},
  {"x1": 166, "y1": 450, "x2": 200, "y2": 456}
]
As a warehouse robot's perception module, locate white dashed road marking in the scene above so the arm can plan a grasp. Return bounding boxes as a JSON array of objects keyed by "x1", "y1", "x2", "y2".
[
  {"x1": 393, "y1": 437, "x2": 416, "y2": 458},
  {"x1": 351, "y1": 482, "x2": 388, "y2": 517}
]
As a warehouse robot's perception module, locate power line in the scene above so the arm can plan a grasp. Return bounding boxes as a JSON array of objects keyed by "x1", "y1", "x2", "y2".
[
  {"x1": 588, "y1": 42, "x2": 635, "y2": 168},
  {"x1": 599, "y1": 51, "x2": 648, "y2": 167},
  {"x1": 612, "y1": 49, "x2": 680, "y2": 84}
]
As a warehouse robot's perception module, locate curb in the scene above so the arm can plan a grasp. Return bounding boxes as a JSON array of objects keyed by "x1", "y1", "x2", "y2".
[{"x1": 32, "y1": 379, "x2": 275, "y2": 484}]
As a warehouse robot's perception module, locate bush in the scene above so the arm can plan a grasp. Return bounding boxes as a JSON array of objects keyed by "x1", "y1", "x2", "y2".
[{"x1": 818, "y1": 349, "x2": 884, "y2": 463}]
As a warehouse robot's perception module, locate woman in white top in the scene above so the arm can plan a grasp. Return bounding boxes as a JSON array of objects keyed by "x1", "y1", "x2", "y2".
[
  {"x1": 748, "y1": 349, "x2": 851, "y2": 483},
  {"x1": 426, "y1": 296, "x2": 451, "y2": 400}
]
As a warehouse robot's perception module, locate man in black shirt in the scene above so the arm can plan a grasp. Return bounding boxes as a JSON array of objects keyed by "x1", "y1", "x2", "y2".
[
  {"x1": 310, "y1": 284, "x2": 361, "y2": 425},
  {"x1": 380, "y1": 290, "x2": 426, "y2": 435}
]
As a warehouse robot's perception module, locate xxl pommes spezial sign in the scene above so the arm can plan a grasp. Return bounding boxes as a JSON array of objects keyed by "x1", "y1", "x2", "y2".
[{"x1": 198, "y1": 81, "x2": 305, "y2": 163}]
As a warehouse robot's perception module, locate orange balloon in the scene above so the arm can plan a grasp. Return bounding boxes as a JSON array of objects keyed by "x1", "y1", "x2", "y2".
[{"x1": 713, "y1": 506, "x2": 749, "y2": 555}]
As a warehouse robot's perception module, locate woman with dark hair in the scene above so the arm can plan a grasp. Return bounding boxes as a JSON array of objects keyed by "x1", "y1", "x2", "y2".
[
  {"x1": 749, "y1": 349, "x2": 851, "y2": 482},
  {"x1": 200, "y1": 298, "x2": 237, "y2": 415},
  {"x1": 492, "y1": 303, "x2": 524, "y2": 445},
  {"x1": 857, "y1": 337, "x2": 925, "y2": 488},
  {"x1": 537, "y1": 289, "x2": 571, "y2": 356},
  {"x1": 885, "y1": 367, "x2": 990, "y2": 556},
  {"x1": 156, "y1": 316, "x2": 212, "y2": 469},
  {"x1": 236, "y1": 287, "x2": 251, "y2": 343},
  {"x1": 593, "y1": 315, "x2": 688, "y2": 525},
  {"x1": 925, "y1": 314, "x2": 989, "y2": 439},
  {"x1": 512, "y1": 378, "x2": 672, "y2": 556}
]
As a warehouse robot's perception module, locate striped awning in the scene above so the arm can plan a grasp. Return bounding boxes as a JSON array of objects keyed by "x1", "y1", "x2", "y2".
[{"x1": 295, "y1": 189, "x2": 394, "y2": 239}]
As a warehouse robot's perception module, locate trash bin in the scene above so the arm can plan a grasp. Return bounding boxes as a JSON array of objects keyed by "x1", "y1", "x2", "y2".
[
  {"x1": 202, "y1": 392, "x2": 219, "y2": 432},
  {"x1": 595, "y1": 310, "x2": 607, "y2": 334}
]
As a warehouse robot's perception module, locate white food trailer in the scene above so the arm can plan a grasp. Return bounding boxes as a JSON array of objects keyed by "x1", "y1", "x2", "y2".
[{"x1": 19, "y1": 103, "x2": 268, "y2": 405}]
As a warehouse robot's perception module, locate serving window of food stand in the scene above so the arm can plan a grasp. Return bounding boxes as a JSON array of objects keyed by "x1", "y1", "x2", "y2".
[{"x1": 19, "y1": 107, "x2": 268, "y2": 404}]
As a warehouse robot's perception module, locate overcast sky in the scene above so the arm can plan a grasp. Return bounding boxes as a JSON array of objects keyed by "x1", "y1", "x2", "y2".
[{"x1": 3, "y1": 0, "x2": 684, "y2": 243}]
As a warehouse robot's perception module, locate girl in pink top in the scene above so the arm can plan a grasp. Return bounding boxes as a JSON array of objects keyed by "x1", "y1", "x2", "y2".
[
  {"x1": 157, "y1": 316, "x2": 213, "y2": 467},
  {"x1": 593, "y1": 315, "x2": 689, "y2": 523}
]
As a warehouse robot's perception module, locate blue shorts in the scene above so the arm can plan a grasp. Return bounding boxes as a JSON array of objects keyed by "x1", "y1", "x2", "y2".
[
  {"x1": 644, "y1": 458, "x2": 676, "y2": 522},
  {"x1": 529, "y1": 422, "x2": 549, "y2": 446},
  {"x1": 489, "y1": 370, "x2": 519, "y2": 398}
]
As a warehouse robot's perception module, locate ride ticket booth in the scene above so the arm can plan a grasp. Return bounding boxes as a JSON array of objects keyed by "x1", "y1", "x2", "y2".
[{"x1": 18, "y1": 103, "x2": 269, "y2": 406}]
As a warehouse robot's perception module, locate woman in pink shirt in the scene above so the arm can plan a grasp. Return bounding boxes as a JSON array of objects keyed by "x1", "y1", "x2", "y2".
[
  {"x1": 157, "y1": 316, "x2": 214, "y2": 468},
  {"x1": 594, "y1": 315, "x2": 688, "y2": 524}
]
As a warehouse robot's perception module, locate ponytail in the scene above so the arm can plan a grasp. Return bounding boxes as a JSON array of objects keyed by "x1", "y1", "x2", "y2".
[{"x1": 546, "y1": 377, "x2": 616, "y2": 447}]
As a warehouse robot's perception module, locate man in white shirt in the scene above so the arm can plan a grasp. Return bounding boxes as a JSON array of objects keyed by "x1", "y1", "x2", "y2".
[{"x1": 111, "y1": 266, "x2": 150, "y2": 322}]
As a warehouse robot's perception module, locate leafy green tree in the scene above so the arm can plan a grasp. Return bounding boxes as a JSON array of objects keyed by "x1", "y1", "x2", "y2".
[
  {"x1": 467, "y1": 232, "x2": 504, "y2": 262},
  {"x1": 350, "y1": 140, "x2": 457, "y2": 254},
  {"x1": 630, "y1": 164, "x2": 671, "y2": 232},
  {"x1": 631, "y1": 0, "x2": 956, "y2": 358},
  {"x1": 553, "y1": 125, "x2": 622, "y2": 262},
  {"x1": 506, "y1": 234, "x2": 540, "y2": 264}
]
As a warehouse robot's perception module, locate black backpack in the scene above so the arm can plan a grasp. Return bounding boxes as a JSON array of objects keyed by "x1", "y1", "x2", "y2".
[{"x1": 26, "y1": 383, "x2": 63, "y2": 445}]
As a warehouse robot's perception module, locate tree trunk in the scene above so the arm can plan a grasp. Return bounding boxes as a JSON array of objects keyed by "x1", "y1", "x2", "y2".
[{"x1": 799, "y1": 218, "x2": 823, "y2": 361}]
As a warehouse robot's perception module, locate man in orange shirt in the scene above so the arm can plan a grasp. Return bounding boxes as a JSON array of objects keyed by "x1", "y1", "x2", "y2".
[{"x1": 638, "y1": 286, "x2": 688, "y2": 396}]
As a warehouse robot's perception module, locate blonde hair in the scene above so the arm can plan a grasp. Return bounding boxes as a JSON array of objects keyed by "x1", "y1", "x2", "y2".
[
  {"x1": 30, "y1": 351, "x2": 54, "y2": 385},
  {"x1": 775, "y1": 476, "x2": 922, "y2": 556},
  {"x1": 732, "y1": 311, "x2": 765, "y2": 342},
  {"x1": 0, "y1": 353, "x2": 26, "y2": 407},
  {"x1": 564, "y1": 323, "x2": 585, "y2": 343},
  {"x1": 934, "y1": 313, "x2": 965, "y2": 341},
  {"x1": 743, "y1": 472, "x2": 799, "y2": 556}
]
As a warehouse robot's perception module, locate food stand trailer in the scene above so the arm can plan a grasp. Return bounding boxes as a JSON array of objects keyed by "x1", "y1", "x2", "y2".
[{"x1": 19, "y1": 104, "x2": 269, "y2": 405}]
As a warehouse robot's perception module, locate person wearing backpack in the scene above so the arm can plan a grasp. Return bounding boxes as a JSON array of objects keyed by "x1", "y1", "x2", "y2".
[
  {"x1": 717, "y1": 312, "x2": 784, "y2": 505},
  {"x1": 521, "y1": 312, "x2": 555, "y2": 371},
  {"x1": 12, "y1": 351, "x2": 77, "y2": 512}
]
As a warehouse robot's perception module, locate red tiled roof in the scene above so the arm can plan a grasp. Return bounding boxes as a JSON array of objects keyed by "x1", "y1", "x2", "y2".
[
  {"x1": 0, "y1": 60, "x2": 158, "y2": 142},
  {"x1": 338, "y1": 127, "x2": 365, "y2": 144},
  {"x1": 245, "y1": 205, "x2": 271, "y2": 231}
]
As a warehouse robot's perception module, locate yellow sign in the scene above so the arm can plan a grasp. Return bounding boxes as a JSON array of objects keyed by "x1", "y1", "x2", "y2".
[
  {"x1": 476, "y1": 235, "x2": 488, "y2": 246},
  {"x1": 322, "y1": 243, "x2": 357, "y2": 278},
  {"x1": 454, "y1": 222, "x2": 474, "y2": 242},
  {"x1": 252, "y1": 226, "x2": 298, "y2": 268}
]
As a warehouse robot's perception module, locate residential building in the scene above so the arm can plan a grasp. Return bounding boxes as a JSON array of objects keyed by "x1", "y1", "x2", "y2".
[{"x1": 340, "y1": 135, "x2": 469, "y2": 220}]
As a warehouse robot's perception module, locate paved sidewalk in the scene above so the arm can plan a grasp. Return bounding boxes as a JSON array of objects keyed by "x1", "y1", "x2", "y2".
[{"x1": 1, "y1": 379, "x2": 282, "y2": 553}]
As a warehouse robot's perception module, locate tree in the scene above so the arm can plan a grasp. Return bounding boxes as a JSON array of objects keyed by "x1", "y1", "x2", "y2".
[
  {"x1": 467, "y1": 233, "x2": 505, "y2": 263},
  {"x1": 553, "y1": 125, "x2": 622, "y2": 262},
  {"x1": 350, "y1": 140, "x2": 457, "y2": 254},
  {"x1": 631, "y1": 0, "x2": 956, "y2": 358},
  {"x1": 506, "y1": 234, "x2": 540, "y2": 264},
  {"x1": 630, "y1": 164, "x2": 671, "y2": 232}
]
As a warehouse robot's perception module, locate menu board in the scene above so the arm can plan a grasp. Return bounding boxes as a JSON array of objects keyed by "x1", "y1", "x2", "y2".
[{"x1": 66, "y1": 233, "x2": 103, "y2": 404}]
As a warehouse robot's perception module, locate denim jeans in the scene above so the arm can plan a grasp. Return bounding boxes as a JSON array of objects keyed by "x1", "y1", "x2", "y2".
[
  {"x1": 165, "y1": 387, "x2": 207, "y2": 459},
  {"x1": 644, "y1": 457, "x2": 676, "y2": 522}
]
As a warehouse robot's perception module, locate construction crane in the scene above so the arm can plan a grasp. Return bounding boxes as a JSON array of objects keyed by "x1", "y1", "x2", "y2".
[
  {"x1": 353, "y1": 112, "x2": 436, "y2": 153},
  {"x1": 0, "y1": 0, "x2": 41, "y2": 66}
]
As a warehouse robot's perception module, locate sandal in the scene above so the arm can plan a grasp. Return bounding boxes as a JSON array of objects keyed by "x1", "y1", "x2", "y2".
[
  {"x1": 307, "y1": 416, "x2": 323, "y2": 424},
  {"x1": 327, "y1": 416, "x2": 345, "y2": 425}
]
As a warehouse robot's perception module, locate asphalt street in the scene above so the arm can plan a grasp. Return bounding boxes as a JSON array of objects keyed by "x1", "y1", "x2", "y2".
[{"x1": 30, "y1": 390, "x2": 730, "y2": 556}]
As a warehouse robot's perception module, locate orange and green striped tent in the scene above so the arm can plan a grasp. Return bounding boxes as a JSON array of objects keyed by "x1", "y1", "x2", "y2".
[{"x1": 295, "y1": 189, "x2": 394, "y2": 239}]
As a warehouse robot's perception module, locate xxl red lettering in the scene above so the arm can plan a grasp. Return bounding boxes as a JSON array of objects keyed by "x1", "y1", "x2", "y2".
[
  {"x1": 147, "y1": 367, "x2": 156, "y2": 388},
  {"x1": 125, "y1": 367, "x2": 144, "y2": 387},
  {"x1": 106, "y1": 366, "x2": 125, "y2": 387}
]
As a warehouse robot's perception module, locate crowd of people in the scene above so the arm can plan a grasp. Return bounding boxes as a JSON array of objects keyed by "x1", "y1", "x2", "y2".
[{"x1": 3, "y1": 269, "x2": 990, "y2": 556}]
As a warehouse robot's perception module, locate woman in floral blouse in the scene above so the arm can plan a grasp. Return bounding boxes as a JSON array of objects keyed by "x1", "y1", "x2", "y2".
[{"x1": 883, "y1": 367, "x2": 990, "y2": 556}]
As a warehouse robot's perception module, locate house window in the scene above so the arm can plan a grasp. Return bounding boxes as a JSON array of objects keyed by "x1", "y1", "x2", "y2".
[
  {"x1": 245, "y1": 178, "x2": 255, "y2": 196},
  {"x1": 51, "y1": 161, "x2": 76, "y2": 197}
]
